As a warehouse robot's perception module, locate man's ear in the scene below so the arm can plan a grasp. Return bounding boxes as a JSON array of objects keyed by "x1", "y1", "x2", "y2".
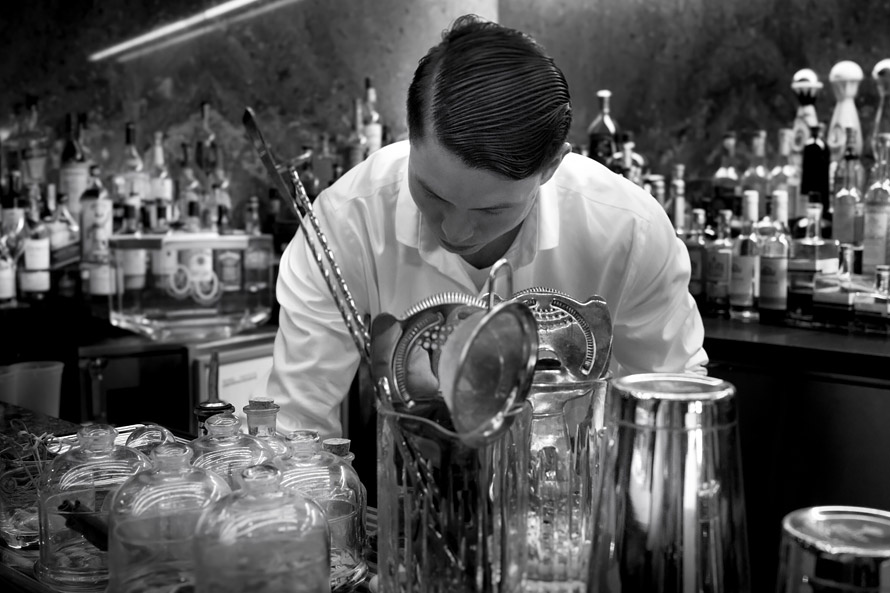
[{"x1": 539, "y1": 142, "x2": 572, "y2": 185}]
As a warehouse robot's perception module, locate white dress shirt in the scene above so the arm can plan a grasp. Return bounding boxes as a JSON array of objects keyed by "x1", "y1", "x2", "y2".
[{"x1": 264, "y1": 141, "x2": 708, "y2": 438}]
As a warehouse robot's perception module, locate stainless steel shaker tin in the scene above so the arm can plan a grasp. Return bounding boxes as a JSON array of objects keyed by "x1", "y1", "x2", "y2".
[
  {"x1": 610, "y1": 372, "x2": 737, "y2": 430},
  {"x1": 777, "y1": 506, "x2": 890, "y2": 592}
]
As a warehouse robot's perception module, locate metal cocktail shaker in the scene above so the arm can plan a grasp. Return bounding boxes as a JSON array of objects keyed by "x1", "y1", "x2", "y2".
[
  {"x1": 777, "y1": 506, "x2": 890, "y2": 592},
  {"x1": 589, "y1": 373, "x2": 751, "y2": 593}
]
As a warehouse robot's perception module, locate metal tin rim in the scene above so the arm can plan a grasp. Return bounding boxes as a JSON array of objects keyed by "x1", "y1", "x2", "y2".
[
  {"x1": 782, "y1": 505, "x2": 890, "y2": 557},
  {"x1": 612, "y1": 373, "x2": 735, "y2": 402}
]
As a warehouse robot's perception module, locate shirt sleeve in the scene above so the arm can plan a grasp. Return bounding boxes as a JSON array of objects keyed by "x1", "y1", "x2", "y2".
[
  {"x1": 261, "y1": 198, "x2": 364, "y2": 440},
  {"x1": 610, "y1": 206, "x2": 709, "y2": 376}
]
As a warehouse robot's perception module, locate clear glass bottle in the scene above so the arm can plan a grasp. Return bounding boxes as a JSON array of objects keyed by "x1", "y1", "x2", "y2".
[
  {"x1": 670, "y1": 163, "x2": 686, "y2": 234},
  {"x1": 193, "y1": 464, "x2": 330, "y2": 593},
  {"x1": 863, "y1": 133, "x2": 890, "y2": 275},
  {"x1": 684, "y1": 208, "x2": 707, "y2": 307},
  {"x1": 119, "y1": 122, "x2": 149, "y2": 206},
  {"x1": 771, "y1": 128, "x2": 803, "y2": 222},
  {"x1": 705, "y1": 209, "x2": 735, "y2": 317},
  {"x1": 730, "y1": 190, "x2": 761, "y2": 321},
  {"x1": 107, "y1": 442, "x2": 231, "y2": 593},
  {"x1": 871, "y1": 59, "x2": 890, "y2": 171},
  {"x1": 789, "y1": 202, "x2": 841, "y2": 322},
  {"x1": 59, "y1": 112, "x2": 90, "y2": 218},
  {"x1": 759, "y1": 190, "x2": 791, "y2": 324},
  {"x1": 586, "y1": 89, "x2": 618, "y2": 168},
  {"x1": 362, "y1": 77, "x2": 383, "y2": 155},
  {"x1": 36, "y1": 425, "x2": 151, "y2": 592},
  {"x1": 123, "y1": 423, "x2": 176, "y2": 456},
  {"x1": 19, "y1": 96, "x2": 51, "y2": 187},
  {"x1": 833, "y1": 127, "x2": 866, "y2": 273},
  {"x1": 279, "y1": 449, "x2": 368, "y2": 592},
  {"x1": 713, "y1": 132, "x2": 741, "y2": 217},
  {"x1": 741, "y1": 130, "x2": 771, "y2": 218},
  {"x1": 285, "y1": 430, "x2": 321, "y2": 455},
  {"x1": 19, "y1": 186, "x2": 51, "y2": 303},
  {"x1": 190, "y1": 413, "x2": 275, "y2": 489},
  {"x1": 345, "y1": 97, "x2": 368, "y2": 171},
  {"x1": 243, "y1": 397, "x2": 289, "y2": 462}
]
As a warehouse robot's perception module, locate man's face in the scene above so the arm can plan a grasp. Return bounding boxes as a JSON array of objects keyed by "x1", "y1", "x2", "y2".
[{"x1": 408, "y1": 138, "x2": 541, "y2": 259}]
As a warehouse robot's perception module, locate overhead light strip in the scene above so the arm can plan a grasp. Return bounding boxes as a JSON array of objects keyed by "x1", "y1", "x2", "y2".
[{"x1": 88, "y1": 0, "x2": 262, "y2": 62}]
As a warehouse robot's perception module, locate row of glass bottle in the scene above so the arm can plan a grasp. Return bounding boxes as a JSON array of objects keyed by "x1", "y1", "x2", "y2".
[
  {"x1": 681, "y1": 186, "x2": 890, "y2": 331},
  {"x1": 34, "y1": 399, "x2": 368, "y2": 593}
]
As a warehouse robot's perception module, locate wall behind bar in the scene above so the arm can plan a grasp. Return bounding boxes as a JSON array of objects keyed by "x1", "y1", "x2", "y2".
[{"x1": 2, "y1": 0, "x2": 890, "y2": 215}]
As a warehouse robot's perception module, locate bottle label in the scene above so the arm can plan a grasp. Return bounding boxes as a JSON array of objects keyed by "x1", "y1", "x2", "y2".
[
  {"x1": 759, "y1": 256, "x2": 788, "y2": 310},
  {"x1": 705, "y1": 249, "x2": 731, "y2": 299},
  {"x1": 216, "y1": 250, "x2": 243, "y2": 291},
  {"x1": 833, "y1": 201, "x2": 857, "y2": 245},
  {"x1": 245, "y1": 247, "x2": 269, "y2": 270},
  {"x1": 687, "y1": 247, "x2": 704, "y2": 296},
  {"x1": 23, "y1": 237, "x2": 51, "y2": 271},
  {"x1": 19, "y1": 269, "x2": 50, "y2": 293},
  {"x1": 863, "y1": 206, "x2": 890, "y2": 272},
  {"x1": 730, "y1": 255, "x2": 760, "y2": 306},
  {"x1": 81, "y1": 197, "x2": 114, "y2": 261},
  {"x1": 151, "y1": 247, "x2": 179, "y2": 276},
  {"x1": 89, "y1": 264, "x2": 116, "y2": 296},
  {"x1": 0, "y1": 260, "x2": 15, "y2": 299},
  {"x1": 121, "y1": 249, "x2": 147, "y2": 289},
  {"x1": 59, "y1": 163, "x2": 90, "y2": 216}
]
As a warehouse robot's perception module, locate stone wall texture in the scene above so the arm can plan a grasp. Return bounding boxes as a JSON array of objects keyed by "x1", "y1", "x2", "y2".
[{"x1": 2, "y1": 0, "x2": 890, "y2": 214}]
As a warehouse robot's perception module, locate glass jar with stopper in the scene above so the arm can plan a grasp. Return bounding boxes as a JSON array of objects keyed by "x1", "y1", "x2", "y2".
[{"x1": 190, "y1": 413, "x2": 275, "y2": 489}]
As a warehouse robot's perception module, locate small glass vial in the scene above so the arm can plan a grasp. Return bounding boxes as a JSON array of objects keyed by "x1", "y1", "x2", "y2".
[
  {"x1": 243, "y1": 397, "x2": 289, "y2": 462},
  {"x1": 194, "y1": 464, "x2": 330, "y2": 593},
  {"x1": 190, "y1": 413, "x2": 275, "y2": 489},
  {"x1": 107, "y1": 442, "x2": 230, "y2": 593},
  {"x1": 36, "y1": 425, "x2": 151, "y2": 592}
]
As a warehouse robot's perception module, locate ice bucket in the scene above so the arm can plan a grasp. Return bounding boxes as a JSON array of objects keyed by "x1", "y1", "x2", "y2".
[{"x1": 106, "y1": 232, "x2": 273, "y2": 341}]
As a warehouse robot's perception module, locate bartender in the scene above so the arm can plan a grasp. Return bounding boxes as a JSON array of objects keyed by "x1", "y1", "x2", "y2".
[{"x1": 263, "y1": 14, "x2": 707, "y2": 438}]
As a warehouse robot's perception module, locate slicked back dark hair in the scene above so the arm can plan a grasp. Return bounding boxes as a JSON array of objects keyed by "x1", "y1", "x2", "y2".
[{"x1": 407, "y1": 15, "x2": 573, "y2": 180}]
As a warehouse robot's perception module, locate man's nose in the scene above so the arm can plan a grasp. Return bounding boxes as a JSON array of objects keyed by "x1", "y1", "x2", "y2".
[{"x1": 441, "y1": 211, "x2": 473, "y2": 243}]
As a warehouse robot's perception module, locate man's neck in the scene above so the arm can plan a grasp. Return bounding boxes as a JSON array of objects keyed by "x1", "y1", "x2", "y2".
[{"x1": 460, "y1": 224, "x2": 522, "y2": 269}]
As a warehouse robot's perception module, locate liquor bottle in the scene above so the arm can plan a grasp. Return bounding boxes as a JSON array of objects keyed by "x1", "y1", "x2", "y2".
[
  {"x1": 58, "y1": 112, "x2": 89, "y2": 218},
  {"x1": 759, "y1": 190, "x2": 791, "y2": 324},
  {"x1": 671, "y1": 163, "x2": 687, "y2": 235},
  {"x1": 833, "y1": 127, "x2": 865, "y2": 273},
  {"x1": 215, "y1": 206, "x2": 242, "y2": 293},
  {"x1": 770, "y1": 128, "x2": 804, "y2": 222},
  {"x1": 684, "y1": 208, "x2": 707, "y2": 308},
  {"x1": 19, "y1": 96, "x2": 50, "y2": 188},
  {"x1": 586, "y1": 89, "x2": 618, "y2": 168},
  {"x1": 611, "y1": 131, "x2": 646, "y2": 186},
  {"x1": 730, "y1": 190, "x2": 761, "y2": 321},
  {"x1": 120, "y1": 122, "x2": 150, "y2": 205},
  {"x1": 788, "y1": 201, "x2": 840, "y2": 322},
  {"x1": 863, "y1": 133, "x2": 890, "y2": 275},
  {"x1": 741, "y1": 130, "x2": 771, "y2": 219},
  {"x1": 47, "y1": 191, "x2": 80, "y2": 255},
  {"x1": 362, "y1": 77, "x2": 383, "y2": 155},
  {"x1": 177, "y1": 143, "x2": 203, "y2": 224},
  {"x1": 76, "y1": 113, "x2": 93, "y2": 166},
  {"x1": 790, "y1": 69, "x2": 823, "y2": 168},
  {"x1": 147, "y1": 131, "x2": 174, "y2": 219},
  {"x1": 713, "y1": 132, "x2": 741, "y2": 217},
  {"x1": 80, "y1": 165, "x2": 113, "y2": 263},
  {"x1": 244, "y1": 195, "x2": 262, "y2": 236},
  {"x1": 0, "y1": 239, "x2": 15, "y2": 307},
  {"x1": 314, "y1": 133, "x2": 337, "y2": 189},
  {"x1": 1, "y1": 170, "x2": 28, "y2": 261},
  {"x1": 196, "y1": 101, "x2": 217, "y2": 181},
  {"x1": 801, "y1": 124, "x2": 831, "y2": 230},
  {"x1": 19, "y1": 190, "x2": 51, "y2": 303},
  {"x1": 870, "y1": 59, "x2": 890, "y2": 180},
  {"x1": 705, "y1": 209, "x2": 734, "y2": 317},
  {"x1": 120, "y1": 204, "x2": 146, "y2": 291},
  {"x1": 827, "y1": 61, "x2": 864, "y2": 172},
  {"x1": 345, "y1": 97, "x2": 368, "y2": 171}
]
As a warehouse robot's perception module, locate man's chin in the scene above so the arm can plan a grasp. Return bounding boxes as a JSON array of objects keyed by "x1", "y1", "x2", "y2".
[{"x1": 439, "y1": 239, "x2": 481, "y2": 255}]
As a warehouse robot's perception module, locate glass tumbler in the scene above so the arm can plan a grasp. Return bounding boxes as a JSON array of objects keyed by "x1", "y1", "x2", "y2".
[
  {"x1": 588, "y1": 373, "x2": 751, "y2": 593},
  {"x1": 776, "y1": 506, "x2": 890, "y2": 592},
  {"x1": 0, "y1": 450, "x2": 49, "y2": 549},
  {"x1": 377, "y1": 400, "x2": 532, "y2": 593}
]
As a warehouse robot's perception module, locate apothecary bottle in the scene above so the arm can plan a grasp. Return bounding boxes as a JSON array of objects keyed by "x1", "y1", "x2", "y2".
[
  {"x1": 193, "y1": 464, "x2": 330, "y2": 593},
  {"x1": 190, "y1": 413, "x2": 275, "y2": 489},
  {"x1": 243, "y1": 397, "x2": 289, "y2": 462},
  {"x1": 280, "y1": 448, "x2": 368, "y2": 592},
  {"x1": 107, "y1": 442, "x2": 230, "y2": 593},
  {"x1": 36, "y1": 424, "x2": 151, "y2": 592}
]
